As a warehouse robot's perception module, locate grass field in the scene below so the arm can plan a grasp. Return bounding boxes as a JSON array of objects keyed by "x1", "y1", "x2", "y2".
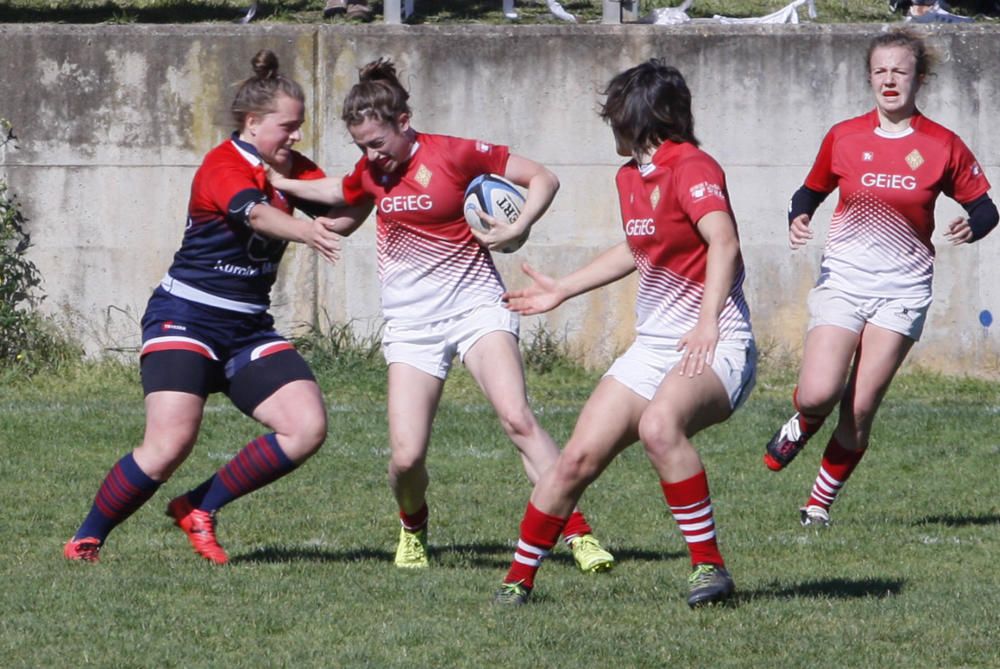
[{"x1": 2, "y1": 354, "x2": 998, "y2": 668}]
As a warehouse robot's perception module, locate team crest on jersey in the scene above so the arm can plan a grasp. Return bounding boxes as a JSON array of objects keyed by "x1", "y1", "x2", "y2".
[
  {"x1": 689, "y1": 181, "x2": 724, "y2": 202},
  {"x1": 650, "y1": 185, "x2": 661, "y2": 209},
  {"x1": 972, "y1": 163, "x2": 982, "y2": 177},
  {"x1": 476, "y1": 141, "x2": 491, "y2": 154},
  {"x1": 862, "y1": 151, "x2": 874, "y2": 162},
  {"x1": 905, "y1": 149, "x2": 924, "y2": 171},
  {"x1": 415, "y1": 164, "x2": 433, "y2": 188}
]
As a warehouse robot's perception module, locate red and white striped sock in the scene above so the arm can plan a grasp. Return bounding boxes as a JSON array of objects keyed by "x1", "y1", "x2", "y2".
[
  {"x1": 503, "y1": 502, "x2": 567, "y2": 589},
  {"x1": 399, "y1": 503, "x2": 429, "y2": 532},
  {"x1": 806, "y1": 437, "x2": 866, "y2": 511},
  {"x1": 661, "y1": 470, "x2": 724, "y2": 567},
  {"x1": 561, "y1": 510, "x2": 593, "y2": 545}
]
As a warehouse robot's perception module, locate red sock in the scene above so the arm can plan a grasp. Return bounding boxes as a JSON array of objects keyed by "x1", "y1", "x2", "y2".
[
  {"x1": 561, "y1": 511, "x2": 593, "y2": 545},
  {"x1": 806, "y1": 437, "x2": 866, "y2": 511},
  {"x1": 793, "y1": 386, "x2": 827, "y2": 436},
  {"x1": 661, "y1": 470, "x2": 724, "y2": 568},
  {"x1": 400, "y1": 503, "x2": 428, "y2": 532},
  {"x1": 503, "y1": 502, "x2": 567, "y2": 589}
]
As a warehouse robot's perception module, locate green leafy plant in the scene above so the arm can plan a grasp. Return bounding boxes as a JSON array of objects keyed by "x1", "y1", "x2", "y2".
[{"x1": 0, "y1": 120, "x2": 80, "y2": 374}]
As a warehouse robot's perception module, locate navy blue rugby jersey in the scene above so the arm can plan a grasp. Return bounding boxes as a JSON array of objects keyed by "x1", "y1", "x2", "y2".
[{"x1": 164, "y1": 134, "x2": 327, "y2": 312}]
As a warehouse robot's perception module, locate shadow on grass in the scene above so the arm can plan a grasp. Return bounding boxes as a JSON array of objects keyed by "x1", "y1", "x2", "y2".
[
  {"x1": 912, "y1": 513, "x2": 1000, "y2": 527},
  {"x1": 230, "y1": 542, "x2": 685, "y2": 566},
  {"x1": 742, "y1": 577, "x2": 905, "y2": 602}
]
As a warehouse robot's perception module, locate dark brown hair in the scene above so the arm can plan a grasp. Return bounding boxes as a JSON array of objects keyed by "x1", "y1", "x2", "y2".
[
  {"x1": 230, "y1": 50, "x2": 305, "y2": 129},
  {"x1": 341, "y1": 58, "x2": 412, "y2": 128},
  {"x1": 599, "y1": 59, "x2": 699, "y2": 155}
]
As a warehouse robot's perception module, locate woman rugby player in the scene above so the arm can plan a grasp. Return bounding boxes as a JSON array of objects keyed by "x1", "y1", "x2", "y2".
[
  {"x1": 762, "y1": 30, "x2": 998, "y2": 527},
  {"x1": 493, "y1": 59, "x2": 756, "y2": 608},
  {"x1": 269, "y1": 59, "x2": 614, "y2": 573},
  {"x1": 64, "y1": 50, "x2": 346, "y2": 564}
]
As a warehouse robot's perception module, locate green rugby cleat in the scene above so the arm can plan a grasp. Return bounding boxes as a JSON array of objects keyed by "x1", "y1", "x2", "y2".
[{"x1": 570, "y1": 534, "x2": 615, "y2": 573}]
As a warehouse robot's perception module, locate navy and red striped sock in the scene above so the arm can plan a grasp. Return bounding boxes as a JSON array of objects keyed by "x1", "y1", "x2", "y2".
[
  {"x1": 188, "y1": 433, "x2": 296, "y2": 512},
  {"x1": 74, "y1": 452, "x2": 160, "y2": 542}
]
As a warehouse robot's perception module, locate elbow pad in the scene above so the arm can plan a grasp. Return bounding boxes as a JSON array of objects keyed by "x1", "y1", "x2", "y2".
[
  {"x1": 788, "y1": 186, "x2": 828, "y2": 225},
  {"x1": 962, "y1": 194, "x2": 999, "y2": 242}
]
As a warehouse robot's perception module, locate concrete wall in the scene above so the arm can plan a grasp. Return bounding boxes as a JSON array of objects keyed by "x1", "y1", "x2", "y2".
[{"x1": 1, "y1": 23, "x2": 998, "y2": 375}]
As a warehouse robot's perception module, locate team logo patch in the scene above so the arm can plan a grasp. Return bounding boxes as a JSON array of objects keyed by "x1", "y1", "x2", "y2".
[
  {"x1": 905, "y1": 149, "x2": 924, "y2": 171},
  {"x1": 972, "y1": 163, "x2": 982, "y2": 177},
  {"x1": 650, "y1": 185, "x2": 661, "y2": 209},
  {"x1": 689, "y1": 181, "x2": 724, "y2": 202},
  {"x1": 415, "y1": 164, "x2": 432, "y2": 188},
  {"x1": 476, "y1": 141, "x2": 491, "y2": 153},
  {"x1": 862, "y1": 151, "x2": 874, "y2": 162}
]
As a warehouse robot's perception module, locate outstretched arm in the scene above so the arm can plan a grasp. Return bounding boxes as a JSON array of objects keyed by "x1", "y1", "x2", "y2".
[
  {"x1": 248, "y1": 203, "x2": 343, "y2": 264},
  {"x1": 268, "y1": 171, "x2": 348, "y2": 207},
  {"x1": 503, "y1": 242, "x2": 636, "y2": 315}
]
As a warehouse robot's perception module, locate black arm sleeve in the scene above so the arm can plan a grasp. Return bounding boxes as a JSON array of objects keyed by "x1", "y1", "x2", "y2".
[
  {"x1": 961, "y1": 193, "x2": 999, "y2": 242},
  {"x1": 788, "y1": 185, "x2": 829, "y2": 225}
]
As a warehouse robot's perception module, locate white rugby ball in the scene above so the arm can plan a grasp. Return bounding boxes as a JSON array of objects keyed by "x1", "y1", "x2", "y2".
[{"x1": 463, "y1": 174, "x2": 529, "y2": 253}]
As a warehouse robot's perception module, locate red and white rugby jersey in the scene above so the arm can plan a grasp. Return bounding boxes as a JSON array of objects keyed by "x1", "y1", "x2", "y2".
[
  {"x1": 168, "y1": 134, "x2": 327, "y2": 311},
  {"x1": 616, "y1": 140, "x2": 752, "y2": 342},
  {"x1": 342, "y1": 132, "x2": 510, "y2": 324},
  {"x1": 805, "y1": 109, "x2": 989, "y2": 299}
]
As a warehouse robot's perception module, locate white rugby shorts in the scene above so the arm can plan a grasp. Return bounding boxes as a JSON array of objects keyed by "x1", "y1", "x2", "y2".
[
  {"x1": 382, "y1": 302, "x2": 519, "y2": 379},
  {"x1": 604, "y1": 336, "x2": 757, "y2": 410},
  {"x1": 807, "y1": 284, "x2": 931, "y2": 341}
]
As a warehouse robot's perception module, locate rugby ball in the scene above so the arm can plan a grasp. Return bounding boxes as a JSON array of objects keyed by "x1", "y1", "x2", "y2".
[{"x1": 463, "y1": 174, "x2": 529, "y2": 253}]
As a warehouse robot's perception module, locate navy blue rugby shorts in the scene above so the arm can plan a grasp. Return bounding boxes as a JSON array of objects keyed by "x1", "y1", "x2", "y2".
[{"x1": 139, "y1": 288, "x2": 315, "y2": 416}]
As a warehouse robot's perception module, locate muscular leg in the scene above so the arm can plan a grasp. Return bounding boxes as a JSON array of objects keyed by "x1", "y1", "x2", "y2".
[
  {"x1": 463, "y1": 331, "x2": 558, "y2": 484},
  {"x1": 834, "y1": 324, "x2": 914, "y2": 450},
  {"x1": 640, "y1": 367, "x2": 731, "y2": 568},
  {"x1": 386, "y1": 362, "x2": 443, "y2": 515},
  {"x1": 802, "y1": 324, "x2": 914, "y2": 521},
  {"x1": 68, "y1": 391, "x2": 204, "y2": 553},
  {"x1": 795, "y1": 325, "x2": 863, "y2": 415}
]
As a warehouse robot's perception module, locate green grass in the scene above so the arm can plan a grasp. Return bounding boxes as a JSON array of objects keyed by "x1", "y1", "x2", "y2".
[
  {"x1": 0, "y1": 0, "x2": 971, "y2": 24},
  {"x1": 2, "y1": 355, "x2": 999, "y2": 668}
]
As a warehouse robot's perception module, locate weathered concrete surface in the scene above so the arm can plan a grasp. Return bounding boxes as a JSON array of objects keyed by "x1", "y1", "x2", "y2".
[{"x1": 1, "y1": 23, "x2": 998, "y2": 375}]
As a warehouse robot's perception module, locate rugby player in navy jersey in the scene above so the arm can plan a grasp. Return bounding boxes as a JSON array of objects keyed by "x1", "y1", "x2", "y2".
[
  {"x1": 64, "y1": 50, "x2": 352, "y2": 564},
  {"x1": 268, "y1": 59, "x2": 614, "y2": 573},
  {"x1": 762, "y1": 30, "x2": 998, "y2": 527}
]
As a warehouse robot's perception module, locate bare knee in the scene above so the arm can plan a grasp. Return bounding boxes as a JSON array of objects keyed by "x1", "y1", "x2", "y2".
[
  {"x1": 795, "y1": 381, "x2": 843, "y2": 417},
  {"x1": 638, "y1": 413, "x2": 685, "y2": 462},
  {"x1": 494, "y1": 403, "x2": 538, "y2": 440},
  {"x1": 389, "y1": 436, "x2": 428, "y2": 476},
  {"x1": 135, "y1": 432, "x2": 197, "y2": 480},
  {"x1": 552, "y1": 447, "x2": 603, "y2": 491},
  {"x1": 277, "y1": 409, "x2": 327, "y2": 462}
]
